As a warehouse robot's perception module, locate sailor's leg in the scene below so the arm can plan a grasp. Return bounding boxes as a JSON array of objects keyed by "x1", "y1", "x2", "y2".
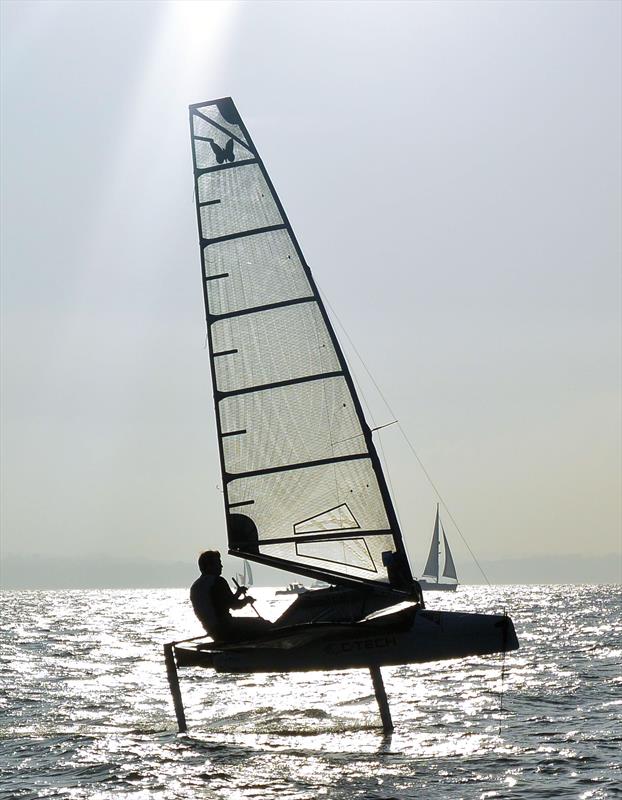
[{"x1": 228, "y1": 618, "x2": 273, "y2": 640}]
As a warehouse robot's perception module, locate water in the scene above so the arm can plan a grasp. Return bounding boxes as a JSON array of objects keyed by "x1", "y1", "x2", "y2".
[{"x1": 1, "y1": 585, "x2": 620, "y2": 799}]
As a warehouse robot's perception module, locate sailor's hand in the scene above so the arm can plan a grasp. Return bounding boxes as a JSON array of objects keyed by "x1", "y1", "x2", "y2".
[{"x1": 235, "y1": 584, "x2": 248, "y2": 597}]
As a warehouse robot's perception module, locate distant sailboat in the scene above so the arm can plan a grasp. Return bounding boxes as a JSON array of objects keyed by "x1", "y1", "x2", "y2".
[
  {"x1": 419, "y1": 504, "x2": 458, "y2": 591},
  {"x1": 234, "y1": 559, "x2": 253, "y2": 587},
  {"x1": 275, "y1": 582, "x2": 307, "y2": 595}
]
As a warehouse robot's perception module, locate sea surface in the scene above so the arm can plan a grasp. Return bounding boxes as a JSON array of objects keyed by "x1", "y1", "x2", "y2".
[{"x1": 1, "y1": 585, "x2": 620, "y2": 799}]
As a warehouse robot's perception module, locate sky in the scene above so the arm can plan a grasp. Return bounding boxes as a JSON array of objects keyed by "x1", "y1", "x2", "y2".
[{"x1": 1, "y1": 0, "x2": 620, "y2": 586}]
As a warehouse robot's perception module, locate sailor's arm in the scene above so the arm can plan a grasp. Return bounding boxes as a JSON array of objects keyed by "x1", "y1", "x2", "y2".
[{"x1": 214, "y1": 577, "x2": 252, "y2": 610}]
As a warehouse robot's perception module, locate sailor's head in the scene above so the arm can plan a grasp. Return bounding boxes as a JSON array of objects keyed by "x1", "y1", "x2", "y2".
[{"x1": 198, "y1": 550, "x2": 222, "y2": 575}]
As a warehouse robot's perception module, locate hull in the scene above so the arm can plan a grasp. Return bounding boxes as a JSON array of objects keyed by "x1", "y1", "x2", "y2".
[
  {"x1": 419, "y1": 581, "x2": 457, "y2": 592},
  {"x1": 175, "y1": 607, "x2": 518, "y2": 674}
]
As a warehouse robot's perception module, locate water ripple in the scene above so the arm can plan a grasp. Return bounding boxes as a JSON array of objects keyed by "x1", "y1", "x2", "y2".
[{"x1": 1, "y1": 585, "x2": 620, "y2": 799}]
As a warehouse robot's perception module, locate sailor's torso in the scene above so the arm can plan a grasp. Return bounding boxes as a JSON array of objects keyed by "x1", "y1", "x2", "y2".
[{"x1": 190, "y1": 574, "x2": 231, "y2": 631}]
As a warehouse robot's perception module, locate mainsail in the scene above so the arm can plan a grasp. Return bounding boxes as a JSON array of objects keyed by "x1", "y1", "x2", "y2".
[{"x1": 189, "y1": 97, "x2": 413, "y2": 592}]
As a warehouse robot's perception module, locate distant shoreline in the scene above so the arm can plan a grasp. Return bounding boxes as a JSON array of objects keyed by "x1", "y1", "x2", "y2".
[{"x1": 1, "y1": 553, "x2": 620, "y2": 590}]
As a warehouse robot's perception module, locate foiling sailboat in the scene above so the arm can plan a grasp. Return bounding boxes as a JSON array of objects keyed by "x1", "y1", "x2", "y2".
[
  {"x1": 164, "y1": 97, "x2": 518, "y2": 733},
  {"x1": 419, "y1": 504, "x2": 458, "y2": 591}
]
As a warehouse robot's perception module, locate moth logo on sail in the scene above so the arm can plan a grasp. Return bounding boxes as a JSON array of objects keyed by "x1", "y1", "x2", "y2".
[
  {"x1": 323, "y1": 635, "x2": 398, "y2": 655},
  {"x1": 210, "y1": 138, "x2": 235, "y2": 164}
]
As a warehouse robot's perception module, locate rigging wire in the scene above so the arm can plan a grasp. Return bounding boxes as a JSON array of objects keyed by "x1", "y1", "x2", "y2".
[
  {"x1": 333, "y1": 316, "x2": 406, "y2": 535},
  {"x1": 322, "y1": 283, "x2": 513, "y2": 723},
  {"x1": 318, "y1": 285, "x2": 493, "y2": 587}
]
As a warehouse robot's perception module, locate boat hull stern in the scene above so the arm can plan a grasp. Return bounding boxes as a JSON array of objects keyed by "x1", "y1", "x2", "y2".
[{"x1": 212, "y1": 608, "x2": 519, "y2": 673}]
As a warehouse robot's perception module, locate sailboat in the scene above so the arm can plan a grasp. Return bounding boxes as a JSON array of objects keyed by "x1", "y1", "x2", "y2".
[
  {"x1": 164, "y1": 97, "x2": 518, "y2": 732},
  {"x1": 419, "y1": 505, "x2": 458, "y2": 591},
  {"x1": 234, "y1": 559, "x2": 253, "y2": 588},
  {"x1": 275, "y1": 581, "x2": 308, "y2": 595}
]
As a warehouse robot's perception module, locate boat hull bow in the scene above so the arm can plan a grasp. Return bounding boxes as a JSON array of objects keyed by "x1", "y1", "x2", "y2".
[{"x1": 210, "y1": 608, "x2": 519, "y2": 673}]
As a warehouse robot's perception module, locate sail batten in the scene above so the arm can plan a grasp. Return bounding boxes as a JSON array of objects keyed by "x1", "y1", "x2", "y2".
[
  {"x1": 226, "y1": 452, "x2": 371, "y2": 481},
  {"x1": 209, "y1": 295, "x2": 316, "y2": 322},
  {"x1": 218, "y1": 370, "x2": 345, "y2": 400},
  {"x1": 196, "y1": 159, "x2": 259, "y2": 178},
  {"x1": 258, "y1": 529, "x2": 394, "y2": 546},
  {"x1": 191, "y1": 97, "x2": 412, "y2": 591},
  {"x1": 202, "y1": 224, "x2": 288, "y2": 247}
]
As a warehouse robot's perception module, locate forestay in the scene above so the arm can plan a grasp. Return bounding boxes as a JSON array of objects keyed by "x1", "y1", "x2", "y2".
[{"x1": 189, "y1": 97, "x2": 413, "y2": 592}]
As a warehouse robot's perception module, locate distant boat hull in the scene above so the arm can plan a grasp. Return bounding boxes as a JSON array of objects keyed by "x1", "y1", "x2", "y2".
[
  {"x1": 275, "y1": 584, "x2": 307, "y2": 596},
  {"x1": 174, "y1": 607, "x2": 518, "y2": 674},
  {"x1": 419, "y1": 580, "x2": 457, "y2": 592}
]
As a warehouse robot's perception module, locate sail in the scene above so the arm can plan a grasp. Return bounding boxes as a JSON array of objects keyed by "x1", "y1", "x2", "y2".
[
  {"x1": 189, "y1": 97, "x2": 412, "y2": 592},
  {"x1": 244, "y1": 560, "x2": 254, "y2": 586},
  {"x1": 441, "y1": 529, "x2": 458, "y2": 581},
  {"x1": 422, "y1": 505, "x2": 440, "y2": 580}
]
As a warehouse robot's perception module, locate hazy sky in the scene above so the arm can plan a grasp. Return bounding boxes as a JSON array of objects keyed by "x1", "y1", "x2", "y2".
[{"x1": 1, "y1": 0, "x2": 620, "y2": 582}]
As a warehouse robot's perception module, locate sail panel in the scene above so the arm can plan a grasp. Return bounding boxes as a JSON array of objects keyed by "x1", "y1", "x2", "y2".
[
  {"x1": 211, "y1": 304, "x2": 340, "y2": 393},
  {"x1": 202, "y1": 230, "x2": 312, "y2": 316},
  {"x1": 220, "y1": 377, "x2": 367, "y2": 475},
  {"x1": 295, "y1": 504, "x2": 359, "y2": 534},
  {"x1": 198, "y1": 165, "x2": 283, "y2": 241},
  {"x1": 259, "y1": 531, "x2": 396, "y2": 581},
  {"x1": 226, "y1": 459, "x2": 391, "y2": 537}
]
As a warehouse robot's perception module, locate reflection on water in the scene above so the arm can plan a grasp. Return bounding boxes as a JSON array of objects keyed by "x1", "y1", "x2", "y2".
[{"x1": 1, "y1": 585, "x2": 620, "y2": 799}]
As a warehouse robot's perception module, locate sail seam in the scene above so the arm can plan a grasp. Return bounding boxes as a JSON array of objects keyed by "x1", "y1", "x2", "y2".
[
  {"x1": 194, "y1": 158, "x2": 258, "y2": 177},
  {"x1": 216, "y1": 369, "x2": 344, "y2": 400},
  {"x1": 208, "y1": 294, "x2": 315, "y2": 322},
  {"x1": 225, "y1": 452, "x2": 370, "y2": 482},
  {"x1": 202, "y1": 224, "x2": 286, "y2": 247},
  {"x1": 256, "y1": 530, "x2": 393, "y2": 546}
]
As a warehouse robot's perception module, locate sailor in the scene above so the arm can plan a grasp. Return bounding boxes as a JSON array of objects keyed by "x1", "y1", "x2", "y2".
[{"x1": 190, "y1": 550, "x2": 273, "y2": 641}]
